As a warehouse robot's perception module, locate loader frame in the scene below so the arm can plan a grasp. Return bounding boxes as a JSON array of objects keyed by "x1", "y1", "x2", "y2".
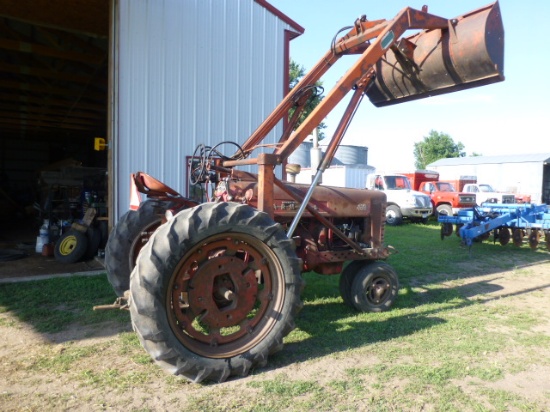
[{"x1": 218, "y1": 2, "x2": 502, "y2": 245}]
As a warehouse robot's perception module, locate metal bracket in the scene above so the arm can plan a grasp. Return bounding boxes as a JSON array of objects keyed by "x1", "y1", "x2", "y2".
[{"x1": 93, "y1": 293, "x2": 130, "y2": 311}]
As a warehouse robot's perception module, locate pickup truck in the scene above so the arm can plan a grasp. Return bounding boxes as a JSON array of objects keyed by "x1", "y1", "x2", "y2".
[
  {"x1": 417, "y1": 181, "x2": 476, "y2": 216},
  {"x1": 462, "y1": 183, "x2": 516, "y2": 205},
  {"x1": 366, "y1": 173, "x2": 433, "y2": 225},
  {"x1": 403, "y1": 171, "x2": 476, "y2": 216}
]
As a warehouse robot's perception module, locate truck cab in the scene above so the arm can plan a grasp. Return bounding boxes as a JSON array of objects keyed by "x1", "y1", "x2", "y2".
[
  {"x1": 462, "y1": 183, "x2": 516, "y2": 205},
  {"x1": 417, "y1": 180, "x2": 476, "y2": 216},
  {"x1": 366, "y1": 173, "x2": 432, "y2": 225},
  {"x1": 403, "y1": 170, "x2": 476, "y2": 216}
]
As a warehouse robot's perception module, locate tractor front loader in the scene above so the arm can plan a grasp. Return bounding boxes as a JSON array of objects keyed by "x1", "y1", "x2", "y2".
[{"x1": 106, "y1": 2, "x2": 504, "y2": 382}]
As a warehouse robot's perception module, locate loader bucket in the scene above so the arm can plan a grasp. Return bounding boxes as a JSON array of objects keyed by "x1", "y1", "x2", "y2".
[{"x1": 366, "y1": 2, "x2": 504, "y2": 107}]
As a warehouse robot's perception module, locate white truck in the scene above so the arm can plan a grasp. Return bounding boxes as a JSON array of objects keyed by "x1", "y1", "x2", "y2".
[
  {"x1": 366, "y1": 173, "x2": 433, "y2": 226},
  {"x1": 462, "y1": 183, "x2": 516, "y2": 205}
]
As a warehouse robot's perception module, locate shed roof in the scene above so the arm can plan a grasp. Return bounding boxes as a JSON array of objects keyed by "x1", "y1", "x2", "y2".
[
  {"x1": 428, "y1": 153, "x2": 550, "y2": 167},
  {"x1": 258, "y1": 0, "x2": 305, "y2": 37}
]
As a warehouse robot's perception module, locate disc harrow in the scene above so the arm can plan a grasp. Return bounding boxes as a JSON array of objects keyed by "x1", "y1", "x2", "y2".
[{"x1": 439, "y1": 203, "x2": 550, "y2": 251}]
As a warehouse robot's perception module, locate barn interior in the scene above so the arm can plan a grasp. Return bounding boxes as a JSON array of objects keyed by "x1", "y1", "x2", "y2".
[{"x1": 0, "y1": 1, "x2": 110, "y2": 271}]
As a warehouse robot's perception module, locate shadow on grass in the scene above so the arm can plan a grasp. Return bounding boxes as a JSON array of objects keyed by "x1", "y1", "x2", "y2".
[
  {"x1": 266, "y1": 270, "x2": 550, "y2": 372},
  {"x1": 0, "y1": 222, "x2": 548, "y2": 362},
  {"x1": 0, "y1": 274, "x2": 129, "y2": 341}
]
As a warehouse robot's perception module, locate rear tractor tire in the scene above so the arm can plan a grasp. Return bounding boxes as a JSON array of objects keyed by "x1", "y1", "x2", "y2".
[
  {"x1": 105, "y1": 201, "x2": 167, "y2": 297},
  {"x1": 129, "y1": 202, "x2": 304, "y2": 383},
  {"x1": 344, "y1": 261, "x2": 399, "y2": 313}
]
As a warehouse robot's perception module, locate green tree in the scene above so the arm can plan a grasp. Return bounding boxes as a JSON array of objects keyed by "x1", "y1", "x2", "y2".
[
  {"x1": 289, "y1": 59, "x2": 327, "y2": 139},
  {"x1": 414, "y1": 130, "x2": 465, "y2": 169}
]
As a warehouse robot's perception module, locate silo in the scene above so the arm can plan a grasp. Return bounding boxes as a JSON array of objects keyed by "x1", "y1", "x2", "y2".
[
  {"x1": 288, "y1": 141, "x2": 312, "y2": 167},
  {"x1": 322, "y1": 145, "x2": 368, "y2": 165}
]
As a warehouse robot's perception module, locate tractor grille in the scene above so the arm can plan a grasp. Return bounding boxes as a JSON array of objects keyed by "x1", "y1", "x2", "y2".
[{"x1": 502, "y1": 195, "x2": 516, "y2": 204}]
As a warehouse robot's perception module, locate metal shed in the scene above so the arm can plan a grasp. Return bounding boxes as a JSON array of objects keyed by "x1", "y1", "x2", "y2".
[
  {"x1": 427, "y1": 153, "x2": 550, "y2": 204},
  {"x1": 112, "y1": 0, "x2": 303, "y2": 221},
  {"x1": 0, "y1": 0, "x2": 303, "y2": 229}
]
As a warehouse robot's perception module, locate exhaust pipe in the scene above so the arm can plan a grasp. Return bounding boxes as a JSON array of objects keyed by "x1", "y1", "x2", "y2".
[{"x1": 366, "y1": 2, "x2": 504, "y2": 107}]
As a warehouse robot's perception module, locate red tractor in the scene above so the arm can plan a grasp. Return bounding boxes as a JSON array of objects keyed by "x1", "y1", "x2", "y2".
[{"x1": 105, "y1": 3, "x2": 504, "y2": 382}]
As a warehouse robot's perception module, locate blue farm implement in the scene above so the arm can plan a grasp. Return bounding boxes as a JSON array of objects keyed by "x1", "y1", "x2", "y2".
[{"x1": 439, "y1": 203, "x2": 550, "y2": 251}]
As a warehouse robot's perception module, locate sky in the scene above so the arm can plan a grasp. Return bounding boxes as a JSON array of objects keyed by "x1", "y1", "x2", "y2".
[{"x1": 268, "y1": 0, "x2": 549, "y2": 171}]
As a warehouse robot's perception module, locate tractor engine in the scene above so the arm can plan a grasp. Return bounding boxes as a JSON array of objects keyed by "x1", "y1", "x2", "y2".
[{"x1": 227, "y1": 178, "x2": 388, "y2": 275}]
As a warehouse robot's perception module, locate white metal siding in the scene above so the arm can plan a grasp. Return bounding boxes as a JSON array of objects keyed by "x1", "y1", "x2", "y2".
[
  {"x1": 114, "y1": 0, "x2": 294, "y2": 219},
  {"x1": 433, "y1": 162, "x2": 545, "y2": 203}
]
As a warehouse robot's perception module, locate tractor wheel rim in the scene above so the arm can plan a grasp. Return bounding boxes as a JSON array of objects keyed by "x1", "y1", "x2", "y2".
[
  {"x1": 366, "y1": 276, "x2": 391, "y2": 305},
  {"x1": 166, "y1": 233, "x2": 285, "y2": 358}
]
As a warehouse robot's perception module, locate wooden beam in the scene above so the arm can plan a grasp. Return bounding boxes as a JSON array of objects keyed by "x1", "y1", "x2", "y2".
[
  {"x1": 0, "y1": 118, "x2": 96, "y2": 131},
  {"x1": 0, "y1": 62, "x2": 107, "y2": 86},
  {"x1": 0, "y1": 102, "x2": 104, "y2": 121},
  {"x1": 0, "y1": 109, "x2": 103, "y2": 125},
  {"x1": 0, "y1": 0, "x2": 109, "y2": 38},
  {"x1": 0, "y1": 93, "x2": 105, "y2": 112},
  {"x1": 0, "y1": 38, "x2": 106, "y2": 65},
  {"x1": 0, "y1": 79, "x2": 107, "y2": 101}
]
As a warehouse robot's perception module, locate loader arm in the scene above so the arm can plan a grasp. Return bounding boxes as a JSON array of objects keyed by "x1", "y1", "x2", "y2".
[
  {"x1": 226, "y1": 2, "x2": 503, "y2": 218},
  {"x1": 275, "y1": 6, "x2": 450, "y2": 162}
]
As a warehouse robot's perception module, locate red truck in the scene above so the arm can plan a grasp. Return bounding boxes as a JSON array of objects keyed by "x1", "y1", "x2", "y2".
[
  {"x1": 402, "y1": 170, "x2": 476, "y2": 216},
  {"x1": 439, "y1": 175, "x2": 477, "y2": 192}
]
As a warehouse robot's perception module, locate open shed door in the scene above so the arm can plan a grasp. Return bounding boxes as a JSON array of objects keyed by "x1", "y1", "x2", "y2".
[{"x1": 0, "y1": 0, "x2": 111, "y2": 246}]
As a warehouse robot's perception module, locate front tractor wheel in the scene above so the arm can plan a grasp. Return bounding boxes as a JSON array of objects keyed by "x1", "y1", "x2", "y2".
[
  {"x1": 129, "y1": 202, "x2": 304, "y2": 383},
  {"x1": 350, "y1": 261, "x2": 399, "y2": 312},
  {"x1": 339, "y1": 260, "x2": 365, "y2": 307}
]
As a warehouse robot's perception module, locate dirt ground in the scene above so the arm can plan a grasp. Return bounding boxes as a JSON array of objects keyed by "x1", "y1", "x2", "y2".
[
  {"x1": 1, "y1": 247, "x2": 549, "y2": 410},
  {"x1": 0, "y1": 247, "x2": 105, "y2": 280}
]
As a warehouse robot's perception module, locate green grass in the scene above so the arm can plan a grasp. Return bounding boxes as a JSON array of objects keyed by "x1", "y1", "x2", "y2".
[
  {"x1": 0, "y1": 274, "x2": 128, "y2": 333},
  {"x1": 1, "y1": 221, "x2": 549, "y2": 411}
]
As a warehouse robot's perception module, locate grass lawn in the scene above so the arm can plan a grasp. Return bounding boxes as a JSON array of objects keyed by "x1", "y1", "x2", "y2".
[{"x1": 1, "y1": 222, "x2": 549, "y2": 411}]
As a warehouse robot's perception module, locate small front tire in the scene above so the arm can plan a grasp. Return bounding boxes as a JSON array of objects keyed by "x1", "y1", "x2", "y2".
[
  {"x1": 351, "y1": 261, "x2": 399, "y2": 313},
  {"x1": 339, "y1": 260, "x2": 364, "y2": 307}
]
